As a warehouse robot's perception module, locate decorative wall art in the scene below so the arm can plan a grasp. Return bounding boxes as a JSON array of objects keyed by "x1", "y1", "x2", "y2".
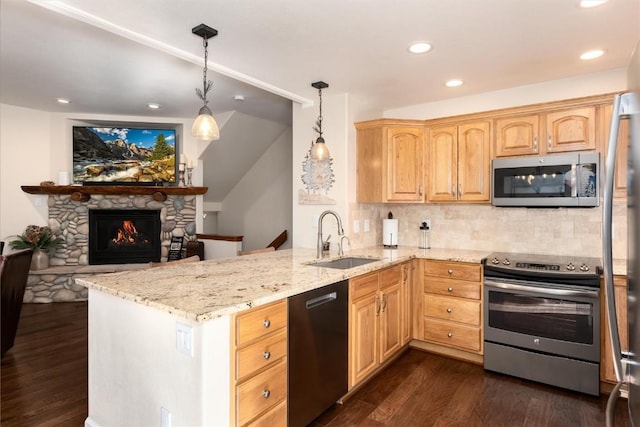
[{"x1": 298, "y1": 142, "x2": 335, "y2": 205}]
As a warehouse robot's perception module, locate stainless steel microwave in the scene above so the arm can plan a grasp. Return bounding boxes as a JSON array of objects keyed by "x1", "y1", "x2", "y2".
[{"x1": 491, "y1": 152, "x2": 600, "y2": 207}]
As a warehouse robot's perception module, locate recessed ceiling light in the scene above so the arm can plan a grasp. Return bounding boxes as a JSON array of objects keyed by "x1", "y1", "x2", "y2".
[
  {"x1": 147, "y1": 103, "x2": 160, "y2": 109},
  {"x1": 445, "y1": 79, "x2": 463, "y2": 87},
  {"x1": 233, "y1": 95, "x2": 246, "y2": 101},
  {"x1": 408, "y1": 42, "x2": 433, "y2": 54},
  {"x1": 579, "y1": 0, "x2": 607, "y2": 8},
  {"x1": 580, "y1": 49, "x2": 604, "y2": 60},
  {"x1": 56, "y1": 98, "x2": 70, "y2": 104}
]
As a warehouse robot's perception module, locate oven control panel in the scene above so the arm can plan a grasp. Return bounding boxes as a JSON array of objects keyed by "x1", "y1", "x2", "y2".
[{"x1": 488, "y1": 255, "x2": 597, "y2": 274}]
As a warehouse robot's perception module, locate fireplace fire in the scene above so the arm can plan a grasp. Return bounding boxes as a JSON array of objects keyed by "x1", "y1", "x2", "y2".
[{"x1": 89, "y1": 209, "x2": 161, "y2": 265}]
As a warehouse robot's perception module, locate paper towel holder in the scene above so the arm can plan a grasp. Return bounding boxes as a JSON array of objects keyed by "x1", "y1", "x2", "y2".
[{"x1": 383, "y1": 211, "x2": 398, "y2": 248}]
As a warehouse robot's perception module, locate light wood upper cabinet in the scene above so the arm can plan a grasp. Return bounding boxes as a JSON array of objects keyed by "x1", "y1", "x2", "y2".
[
  {"x1": 428, "y1": 121, "x2": 491, "y2": 203},
  {"x1": 356, "y1": 120, "x2": 425, "y2": 203},
  {"x1": 495, "y1": 106, "x2": 597, "y2": 157},
  {"x1": 387, "y1": 127, "x2": 425, "y2": 202},
  {"x1": 545, "y1": 107, "x2": 596, "y2": 153},
  {"x1": 495, "y1": 115, "x2": 540, "y2": 157}
]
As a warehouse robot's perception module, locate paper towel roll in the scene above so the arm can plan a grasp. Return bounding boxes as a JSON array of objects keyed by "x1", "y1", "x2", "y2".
[{"x1": 382, "y1": 219, "x2": 398, "y2": 247}]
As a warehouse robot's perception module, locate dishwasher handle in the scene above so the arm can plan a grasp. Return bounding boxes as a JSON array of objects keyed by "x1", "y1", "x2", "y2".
[{"x1": 306, "y1": 291, "x2": 337, "y2": 310}]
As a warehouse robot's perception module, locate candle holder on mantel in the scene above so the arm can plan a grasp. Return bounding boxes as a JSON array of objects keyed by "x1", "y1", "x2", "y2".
[
  {"x1": 186, "y1": 167, "x2": 193, "y2": 187},
  {"x1": 178, "y1": 163, "x2": 186, "y2": 186}
]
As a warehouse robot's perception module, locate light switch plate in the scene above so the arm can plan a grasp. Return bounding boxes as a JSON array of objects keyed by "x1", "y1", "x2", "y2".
[
  {"x1": 161, "y1": 407, "x2": 171, "y2": 427},
  {"x1": 176, "y1": 322, "x2": 193, "y2": 357},
  {"x1": 353, "y1": 220, "x2": 360, "y2": 233},
  {"x1": 364, "y1": 219, "x2": 370, "y2": 233}
]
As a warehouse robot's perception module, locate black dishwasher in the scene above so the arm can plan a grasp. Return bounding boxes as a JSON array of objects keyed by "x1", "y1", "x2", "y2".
[{"x1": 288, "y1": 280, "x2": 348, "y2": 427}]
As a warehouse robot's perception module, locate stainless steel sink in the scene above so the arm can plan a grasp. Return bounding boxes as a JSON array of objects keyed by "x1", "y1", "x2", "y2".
[{"x1": 308, "y1": 257, "x2": 379, "y2": 270}]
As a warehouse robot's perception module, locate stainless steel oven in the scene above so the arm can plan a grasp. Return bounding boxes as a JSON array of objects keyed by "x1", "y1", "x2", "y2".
[{"x1": 483, "y1": 252, "x2": 602, "y2": 396}]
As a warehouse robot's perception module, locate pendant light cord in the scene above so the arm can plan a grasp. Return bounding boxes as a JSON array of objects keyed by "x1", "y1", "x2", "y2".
[
  {"x1": 196, "y1": 36, "x2": 212, "y2": 106},
  {"x1": 317, "y1": 88, "x2": 323, "y2": 137}
]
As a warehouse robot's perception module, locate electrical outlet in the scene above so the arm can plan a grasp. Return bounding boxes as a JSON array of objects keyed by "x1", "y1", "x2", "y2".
[
  {"x1": 422, "y1": 219, "x2": 431, "y2": 229},
  {"x1": 364, "y1": 219, "x2": 370, "y2": 233},
  {"x1": 353, "y1": 220, "x2": 360, "y2": 233},
  {"x1": 312, "y1": 214, "x2": 319, "y2": 227},
  {"x1": 161, "y1": 407, "x2": 171, "y2": 427},
  {"x1": 176, "y1": 322, "x2": 193, "y2": 357}
]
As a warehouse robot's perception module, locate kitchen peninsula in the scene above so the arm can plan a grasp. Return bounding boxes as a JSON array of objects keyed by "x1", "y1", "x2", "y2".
[
  {"x1": 78, "y1": 247, "x2": 627, "y2": 426},
  {"x1": 78, "y1": 246, "x2": 485, "y2": 426}
]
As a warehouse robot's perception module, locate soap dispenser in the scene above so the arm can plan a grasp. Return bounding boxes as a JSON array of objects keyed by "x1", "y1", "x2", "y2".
[{"x1": 419, "y1": 221, "x2": 430, "y2": 249}]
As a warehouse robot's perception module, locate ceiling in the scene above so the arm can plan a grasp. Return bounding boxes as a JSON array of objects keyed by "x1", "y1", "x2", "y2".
[{"x1": 1, "y1": 0, "x2": 638, "y2": 126}]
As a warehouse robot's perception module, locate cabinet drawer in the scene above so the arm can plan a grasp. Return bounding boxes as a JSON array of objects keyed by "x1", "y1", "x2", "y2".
[
  {"x1": 237, "y1": 359, "x2": 287, "y2": 426},
  {"x1": 236, "y1": 328, "x2": 287, "y2": 381},
  {"x1": 380, "y1": 265, "x2": 401, "y2": 290},
  {"x1": 424, "y1": 294, "x2": 480, "y2": 326},
  {"x1": 424, "y1": 260, "x2": 481, "y2": 282},
  {"x1": 424, "y1": 278, "x2": 481, "y2": 300},
  {"x1": 350, "y1": 272, "x2": 379, "y2": 301},
  {"x1": 423, "y1": 318, "x2": 481, "y2": 352},
  {"x1": 236, "y1": 300, "x2": 287, "y2": 346},
  {"x1": 245, "y1": 399, "x2": 287, "y2": 427}
]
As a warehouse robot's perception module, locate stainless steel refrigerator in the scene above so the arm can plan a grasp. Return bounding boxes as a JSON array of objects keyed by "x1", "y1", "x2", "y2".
[{"x1": 605, "y1": 41, "x2": 640, "y2": 427}]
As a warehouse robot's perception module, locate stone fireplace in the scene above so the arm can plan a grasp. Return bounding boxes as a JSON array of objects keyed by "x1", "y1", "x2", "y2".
[{"x1": 20, "y1": 185, "x2": 207, "y2": 303}]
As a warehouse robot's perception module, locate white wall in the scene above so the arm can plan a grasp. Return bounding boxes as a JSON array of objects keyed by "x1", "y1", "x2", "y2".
[
  {"x1": 0, "y1": 105, "x2": 206, "y2": 242},
  {"x1": 217, "y1": 127, "x2": 293, "y2": 251},
  {"x1": 0, "y1": 104, "x2": 51, "y2": 241},
  {"x1": 292, "y1": 93, "x2": 352, "y2": 249},
  {"x1": 87, "y1": 290, "x2": 230, "y2": 426}
]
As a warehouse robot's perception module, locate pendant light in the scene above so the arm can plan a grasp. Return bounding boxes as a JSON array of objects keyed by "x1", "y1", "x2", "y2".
[
  {"x1": 311, "y1": 81, "x2": 330, "y2": 160},
  {"x1": 192, "y1": 24, "x2": 220, "y2": 141}
]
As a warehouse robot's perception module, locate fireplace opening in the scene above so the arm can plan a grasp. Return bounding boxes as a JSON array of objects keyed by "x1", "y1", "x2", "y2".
[{"x1": 89, "y1": 209, "x2": 161, "y2": 265}]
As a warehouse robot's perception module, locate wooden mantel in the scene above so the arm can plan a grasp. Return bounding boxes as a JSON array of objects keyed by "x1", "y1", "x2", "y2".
[{"x1": 22, "y1": 185, "x2": 208, "y2": 202}]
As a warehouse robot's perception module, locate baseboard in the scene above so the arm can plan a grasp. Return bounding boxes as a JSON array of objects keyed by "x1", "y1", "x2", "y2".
[{"x1": 409, "y1": 339, "x2": 483, "y2": 365}]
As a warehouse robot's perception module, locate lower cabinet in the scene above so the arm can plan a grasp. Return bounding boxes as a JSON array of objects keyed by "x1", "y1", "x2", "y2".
[
  {"x1": 349, "y1": 263, "x2": 411, "y2": 389},
  {"x1": 602, "y1": 275, "x2": 628, "y2": 383},
  {"x1": 422, "y1": 260, "x2": 483, "y2": 354},
  {"x1": 231, "y1": 299, "x2": 287, "y2": 426}
]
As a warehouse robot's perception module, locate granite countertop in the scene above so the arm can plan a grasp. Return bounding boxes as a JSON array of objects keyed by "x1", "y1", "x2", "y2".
[
  {"x1": 76, "y1": 246, "x2": 489, "y2": 322},
  {"x1": 77, "y1": 246, "x2": 627, "y2": 323}
]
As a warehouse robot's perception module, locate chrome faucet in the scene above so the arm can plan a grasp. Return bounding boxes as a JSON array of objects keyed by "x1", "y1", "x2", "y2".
[
  {"x1": 338, "y1": 235, "x2": 350, "y2": 256},
  {"x1": 317, "y1": 210, "x2": 344, "y2": 258}
]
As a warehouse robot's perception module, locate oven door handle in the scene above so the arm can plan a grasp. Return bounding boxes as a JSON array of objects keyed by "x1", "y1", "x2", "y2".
[{"x1": 484, "y1": 279, "x2": 599, "y2": 298}]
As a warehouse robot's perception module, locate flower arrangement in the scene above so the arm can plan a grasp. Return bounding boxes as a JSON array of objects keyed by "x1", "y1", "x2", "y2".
[{"x1": 9, "y1": 225, "x2": 64, "y2": 255}]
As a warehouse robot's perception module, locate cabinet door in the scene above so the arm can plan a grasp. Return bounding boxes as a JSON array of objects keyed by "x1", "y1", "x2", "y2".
[
  {"x1": 356, "y1": 127, "x2": 385, "y2": 203},
  {"x1": 386, "y1": 127, "x2": 424, "y2": 202},
  {"x1": 457, "y1": 121, "x2": 491, "y2": 202},
  {"x1": 379, "y1": 281, "x2": 402, "y2": 363},
  {"x1": 349, "y1": 294, "x2": 379, "y2": 388},
  {"x1": 602, "y1": 276, "x2": 628, "y2": 383},
  {"x1": 495, "y1": 115, "x2": 539, "y2": 157},
  {"x1": 602, "y1": 103, "x2": 629, "y2": 199},
  {"x1": 545, "y1": 107, "x2": 596, "y2": 153},
  {"x1": 427, "y1": 125, "x2": 458, "y2": 202}
]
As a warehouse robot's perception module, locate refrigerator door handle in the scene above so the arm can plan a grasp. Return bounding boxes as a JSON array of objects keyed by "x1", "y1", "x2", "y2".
[{"x1": 603, "y1": 93, "x2": 624, "y2": 384}]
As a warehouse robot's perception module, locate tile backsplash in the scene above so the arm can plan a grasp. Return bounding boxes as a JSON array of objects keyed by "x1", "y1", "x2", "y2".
[{"x1": 349, "y1": 200, "x2": 627, "y2": 261}]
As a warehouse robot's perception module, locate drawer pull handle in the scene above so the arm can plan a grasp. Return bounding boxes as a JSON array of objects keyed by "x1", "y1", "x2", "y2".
[
  {"x1": 263, "y1": 319, "x2": 271, "y2": 328},
  {"x1": 446, "y1": 308, "x2": 452, "y2": 313},
  {"x1": 447, "y1": 269, "x2": 453, "y2": 275},
  {"x1": 263, "y1": 351, "x2": 271, "y2": 360},
  {"x1": 447, "y1": 287, "x2": 453, "y2": 292},
  {"x1": 262, "y1": 389, "x2": 271, "y2": 398},
  {"x1": 447, "y1": 332, "x2": 453, "y2": 338}
]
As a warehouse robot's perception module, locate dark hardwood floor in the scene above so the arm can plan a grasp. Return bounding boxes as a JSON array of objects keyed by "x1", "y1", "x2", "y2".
[{"x1": 0, "y1": 302, "x2": 631, "y2": 426}]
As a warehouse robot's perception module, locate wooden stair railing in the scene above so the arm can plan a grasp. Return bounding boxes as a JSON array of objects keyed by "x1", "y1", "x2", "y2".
[{"x1": 267, "y1": 230, "x2": 288, "y2": 250}]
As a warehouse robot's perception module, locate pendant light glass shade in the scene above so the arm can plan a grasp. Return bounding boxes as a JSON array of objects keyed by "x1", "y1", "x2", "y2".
[
  {"x1": 311, "y1": 136, "x2": 330, "y2": 160},
  {"x1": 192, "y1": 105, "x2": 220, "y2": 141}
]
